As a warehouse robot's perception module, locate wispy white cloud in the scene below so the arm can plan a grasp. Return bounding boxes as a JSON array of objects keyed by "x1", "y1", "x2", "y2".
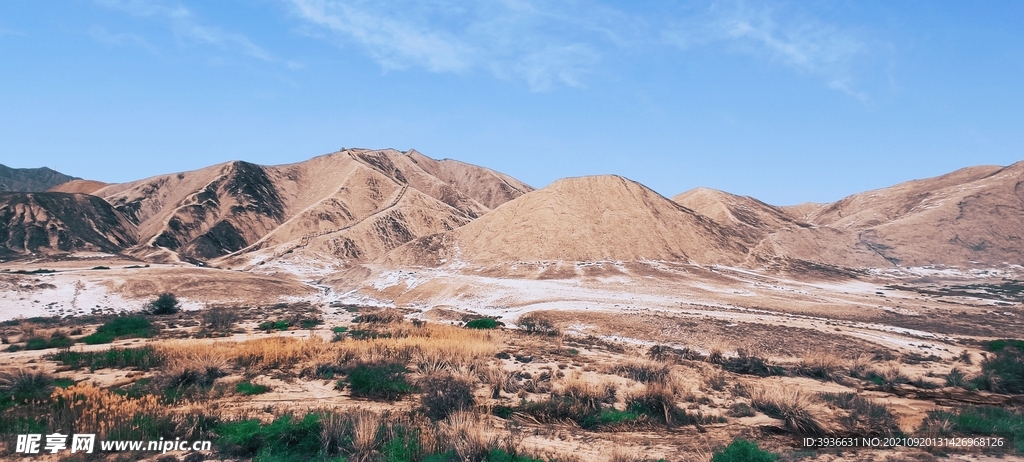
[
  {"x1": 89, "y1": 26, "x2": 159, "y2": 53},
  {"x1": 286, "y1": 0, "x2": 635, "y2": 91},
  {"x1": 95, "y1": 0, "x2": 274, "y2": 61},
  {"x1": 664, "y1": 1, "x2": 872, "y2": 100}
]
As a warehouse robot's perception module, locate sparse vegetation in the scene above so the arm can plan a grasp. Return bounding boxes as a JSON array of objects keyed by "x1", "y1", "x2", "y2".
[
  {"x1": 49, "y1": 346, "x2": 165, "y2": 371},
  {"x1": 420, "y1": 373, "x2": 475, "y2": 420}
]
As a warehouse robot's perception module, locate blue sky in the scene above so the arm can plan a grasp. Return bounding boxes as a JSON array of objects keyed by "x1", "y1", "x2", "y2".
[{"x1": 1, "y1": 1, "x2": 1022, "y2": 205}]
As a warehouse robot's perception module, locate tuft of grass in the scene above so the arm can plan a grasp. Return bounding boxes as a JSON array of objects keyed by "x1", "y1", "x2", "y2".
[
  {"x1": 147, "y1": 292, "x2": 181, "y2": 315},
  {"x1": 607, "y1": 360, "x2": 670, "y2": 383},
  {"x1": 235, "y1": 381, "x2": 270, "y2": 396},
  {"x1": 750, "y1": 386, "x2": 824, "y2": 436},
  {"x1": 0, "y1": 369, "x2": 54, "y2": 404},
  {"x1": 49, "y1": 346, "x2": 165, "y2": 371},
  {"x1": 711, "y1": 439, "x2": 777, "y2": 462},
  {"x1": 82, "y1": 316, "x2": 156, "y2": 344}
]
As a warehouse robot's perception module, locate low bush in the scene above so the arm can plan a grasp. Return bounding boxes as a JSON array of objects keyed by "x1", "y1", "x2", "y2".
[
  {"x1": 517, "y1": 313, "x2": 559, "y2": 336},
  {"x1": 49, "y1": 346, "x2": 165, "y2": 371},
  {"x1": 711, "y1": 439, "x2": 777, "y2": 462},
  {"x1": 343, "y1": 363, "x2": 415, "y2": 400},
  {"x1": 148, "y1": 293, "x2": 181, "y2": 315},
  {"x1": 420, "y1": 374, "x2": 476, "y2": 420},
  {"x1": 81, "y1": 317, "x2": 156, "y2": 344},
  {"x1": 202, "y1": 306, "x2": 240, "y2": 331},
  {"x1": 352, "y1": 309, "x2": 404, "y2": 324},
  {"x1": 258, "y1": 320, "x2": 290, "y2": 332},
  {"x1": 975, "y1": 339, "x2": 1024, "y2": 394},
  {"x1": 465, "y1": 318, "x2": 499, "y2": 330}
]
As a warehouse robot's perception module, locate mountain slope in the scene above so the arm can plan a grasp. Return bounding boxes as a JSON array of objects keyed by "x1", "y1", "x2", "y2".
[
  {"x1": 0, "y1": 165, "x2": 77, "y2": 193},
  {"x1": 0, "y1": 192, "x2": 137, "y2": 257},
  {"x1": 388, "y1": 175, "x2": 750, "y2": 266}
]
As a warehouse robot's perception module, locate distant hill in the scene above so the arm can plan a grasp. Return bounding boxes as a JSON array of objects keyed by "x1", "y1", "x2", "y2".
[
  {"x1": 387, "y1": 175, "x2": 750, "y2": 267},
  {"x1": 0, "y1": 164, "x2": 78, "y2": 192},
  {"x1": 0, "y1": 192, "x2": 137, "y2": 257}
]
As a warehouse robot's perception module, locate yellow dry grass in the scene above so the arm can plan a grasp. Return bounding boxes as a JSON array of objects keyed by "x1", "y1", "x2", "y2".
[
  {"x1": 155, "y1": 323, "x2": 498, "y2": 372},
  {"x1": 51, "y1": 382, "x2": 162, "y2": 439}
]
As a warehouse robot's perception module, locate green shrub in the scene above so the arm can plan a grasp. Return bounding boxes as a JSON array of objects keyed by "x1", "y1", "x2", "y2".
[
  {"x1": 49, "y1": 346, "x2": 165, "y2": 371},
  {"x1": 711, "y1": 439, "x2": 777, "y2": 462},
  {"x1": 81, "y1": 317, "x2": 155, "y2": 344},
  {"x1": 216, "y1": 413, "x2": 322, "y2": 460},
  {"x1": 975, "y1": 341, "x2": 1024, "y2": 394},
  {"x1": 23, "y1": 331, "x2": 74, "y2": 350},
  {"x1": 465, "y1": 318, "x2": 498, "y2": 330},
  {"x1": 922, "y1": 406, "x2": 1024, "y2": 453},
  {"x1": 344, "y1": 363, "x2": 415, "y2": 400},
  {"x1": 236, "y1": 381, "x2": 270, "y2": 396},
  {"x1": 148, "y1": 293, "x2": 181, "y2": 315},
  {"x1": 259, "y1": 320, "x2": 290, "y2": 332}
]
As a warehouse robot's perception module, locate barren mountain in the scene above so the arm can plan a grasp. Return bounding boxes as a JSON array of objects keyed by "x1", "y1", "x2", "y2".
[
  {"x1": 91, "y1": 149, "x2": 530, "y2": 264},
  {"x1": 675, "y1": 163, "x2": 1024, "y2": 268},
  {"x1": 0, "y1": 164, "x2": 77, "y2": 192},
  {"x1": 388, "y1": 175, "x2": 750, "y2": 267},
  {"x1": 0, "y1": 192, "x2": 137, "y2": 257},
  {"x1": 48, "y1": 179, "x2": 109, "y2": 194},
  {"x1": 782, "y1": 162, "x2": 1024, "y2": 267}
]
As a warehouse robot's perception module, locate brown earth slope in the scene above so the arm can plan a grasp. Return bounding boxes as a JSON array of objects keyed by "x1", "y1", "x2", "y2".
[
  {"x1": 47, "y1": 179, "x2": 109, "y2": 195},
  {"x1": 387, "y1": 175, "x2": 750, "y2": 266},
  {"x1": 0, "y1": 192, "x2": 137, "y2": 257}
]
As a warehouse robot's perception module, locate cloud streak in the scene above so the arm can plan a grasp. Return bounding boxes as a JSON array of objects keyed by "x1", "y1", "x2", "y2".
[
  {"x1": 664, "y1": 1, "x2": 871, "y2": 99},
  {"x1": 95, "y1": 0, "x2": 274, "y2": 61},
  {"x1": 286, "y1": 0, "x2": 635, "y2": 91}
]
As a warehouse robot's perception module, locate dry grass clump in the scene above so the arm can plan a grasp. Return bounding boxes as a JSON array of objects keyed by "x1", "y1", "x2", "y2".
[
  {"x1": 559, "y1": 375, "x2": 618, "y2": 411},
  {"x1": 352, "y1": 308, "x2": 406, "y2": 324},
  {"x1": 483, "y1": 366, "x2": 517, "y2": 398},
  {"x1": 51, "y1": 382, "x2": 162, "y2": 439},
  {"x1": 749, "y1": 386, "x2": 825, "y2": 436},
  {"x1": 338, "y1": 323, "x2": 498, "y2": 370},
  {"x1": 606, "y1": 359, "x2": 670, "y2": 383},
  {"x1": 438, "y1": 411, "x2": 507, "y2": 460},
  {"x1": 798, "y1": 351, "x2": 846, "y2": 381},
  {"x1": 820, "y1": 392, "x2": 901, "y2": 436}
]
